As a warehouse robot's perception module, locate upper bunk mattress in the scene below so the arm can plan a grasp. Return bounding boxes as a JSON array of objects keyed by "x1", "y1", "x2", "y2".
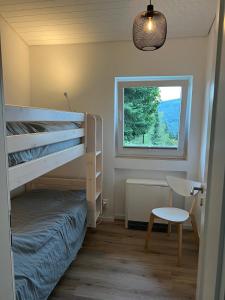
[
  {"x1": 11, "y1": 189, "x2": 87, "y2": 300},
  {"x1": 7, "y1": 121, "x2": 81, "y2": 167}
]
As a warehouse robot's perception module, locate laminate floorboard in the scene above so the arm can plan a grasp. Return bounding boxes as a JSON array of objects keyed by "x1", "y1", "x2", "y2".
[{"x1": 49, "y1": 221, "x2": 198, "y2": 300}]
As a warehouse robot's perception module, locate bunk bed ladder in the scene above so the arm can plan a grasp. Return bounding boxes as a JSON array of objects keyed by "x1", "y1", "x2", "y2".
[{"x1": 86, "y1": 114, "x2": 103, "y2": 228}]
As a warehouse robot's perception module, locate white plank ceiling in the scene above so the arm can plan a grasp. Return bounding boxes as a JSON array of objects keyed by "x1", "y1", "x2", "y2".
[{"x1": 0, "y1": 0, "x2": 217, "y2": 46}]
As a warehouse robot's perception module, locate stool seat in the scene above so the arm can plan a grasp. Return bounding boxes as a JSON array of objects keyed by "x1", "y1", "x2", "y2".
[{"x1": 152, "y1": 207, "x2": 189, "y2": 223}]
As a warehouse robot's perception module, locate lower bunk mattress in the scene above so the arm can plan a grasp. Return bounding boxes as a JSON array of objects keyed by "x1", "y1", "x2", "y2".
[{"x1": 11, "y1": 189, "x2": 87, "y2": 300}]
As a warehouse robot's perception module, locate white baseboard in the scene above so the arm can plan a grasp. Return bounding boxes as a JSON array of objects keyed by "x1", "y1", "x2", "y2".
[
  {"x1": 101, "y1": 216, "x2": 115, "y2": 223},
  {"x1": 114, "y1": 215, "x2": 125, "y2": 220},
  {"x1": 115, "y1": 215, "x2": 193, "y2": 230},
  {"x1": 183, "y1": 223, "x2": 192, "y2": 230},
  {"x1": 102, "y1": 215, "x2": 194, "y2": 232}
]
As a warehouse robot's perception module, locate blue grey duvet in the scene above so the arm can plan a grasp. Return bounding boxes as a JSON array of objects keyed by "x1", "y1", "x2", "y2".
[
  {"x1": 7, "y1": 122, "x2": 81, "y2": 167},
  {"x1": 11, "y1": 189, "x2": 87, "y2": 300}
]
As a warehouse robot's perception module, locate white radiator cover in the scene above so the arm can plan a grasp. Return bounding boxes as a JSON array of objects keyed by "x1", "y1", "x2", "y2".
[{"x1": 125, "y1": 179, "x2": 170, "y2": 227}]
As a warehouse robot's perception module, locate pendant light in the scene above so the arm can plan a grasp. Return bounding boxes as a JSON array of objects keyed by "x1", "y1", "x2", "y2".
[{"x1": 133, "y1": 0, "x2": 167, "y2": 51}]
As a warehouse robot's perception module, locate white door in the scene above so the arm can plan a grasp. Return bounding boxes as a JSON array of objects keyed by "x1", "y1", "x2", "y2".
[
  {"x1": 197, "y1": 0, "x2": 225, "y2": 298},
  {"x1": 0, "y1": 46, "x2": 15, "y2": 298}
]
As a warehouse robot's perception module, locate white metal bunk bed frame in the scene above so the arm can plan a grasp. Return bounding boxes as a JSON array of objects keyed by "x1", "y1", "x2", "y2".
[{"x1": 2, "y1": 104, "x2": 102, "y2": 299}]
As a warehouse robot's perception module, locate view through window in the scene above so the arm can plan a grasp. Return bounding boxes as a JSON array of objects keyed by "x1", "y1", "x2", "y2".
[{"x1": 123, "y1": 86, "x2": 182, "y2": 149}]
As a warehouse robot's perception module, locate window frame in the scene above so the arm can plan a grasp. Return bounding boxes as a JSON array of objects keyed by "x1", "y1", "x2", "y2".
[{"x1": 115, "y1": 76, "x2": 193, "y2": 159}]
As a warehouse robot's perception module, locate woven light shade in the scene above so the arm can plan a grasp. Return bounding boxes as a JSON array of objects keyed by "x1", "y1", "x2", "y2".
[{"x1": 133, "y1": 2, "x2": 167, "y2": 51}]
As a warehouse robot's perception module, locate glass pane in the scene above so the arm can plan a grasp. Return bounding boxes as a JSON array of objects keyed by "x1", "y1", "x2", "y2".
[{"x1": 123, "y1": 86, "x2": 182, "y2": 149}]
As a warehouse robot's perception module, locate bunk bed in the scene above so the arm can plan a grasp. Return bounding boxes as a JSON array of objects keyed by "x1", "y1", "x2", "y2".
[{"x1": 5, "y1": 105, "x2": 103, "y2": 300}]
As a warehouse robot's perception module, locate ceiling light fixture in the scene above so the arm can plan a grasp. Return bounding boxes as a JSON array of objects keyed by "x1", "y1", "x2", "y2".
[{"x1": 133, "y1": 0, "x2": 167, "y2": 51}]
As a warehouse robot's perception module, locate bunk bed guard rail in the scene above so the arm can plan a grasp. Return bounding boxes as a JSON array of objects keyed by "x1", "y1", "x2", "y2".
[{"x1": 5, "y1": 105, "x2": 86, "y2": 191}]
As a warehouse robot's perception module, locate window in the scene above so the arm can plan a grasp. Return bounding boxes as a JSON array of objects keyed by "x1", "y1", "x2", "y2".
[{"x1": 115, "y1": 76, "x2": 192, "y2": 159}]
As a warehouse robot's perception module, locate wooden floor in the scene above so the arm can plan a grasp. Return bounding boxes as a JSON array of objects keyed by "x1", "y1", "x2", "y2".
[{"x1": 49, "y1": 221, "x2": 198, "y2": 300}]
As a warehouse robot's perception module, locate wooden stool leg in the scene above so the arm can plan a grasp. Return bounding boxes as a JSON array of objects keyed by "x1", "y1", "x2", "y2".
[
  {"x1": 190, "y1": 214, "x2": 199, "y2": 247},
  {"x1": 145, "y1": 213, "x2": 154, "y2": 250},
  {"x1": 177, "y1": 223, "x2": 183, "y2": 266},
  {"x1": 168, "y1": 222, "x2": 172, "y2": 236}
]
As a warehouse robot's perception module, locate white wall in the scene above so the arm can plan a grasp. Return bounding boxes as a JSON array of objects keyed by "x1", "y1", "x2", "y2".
[
  {"x1": 0, "y1": 17, "x2": 30, "y2": 106},
  {"x1": 30, "y1": 37, "x2": 207, "y2": 219}
]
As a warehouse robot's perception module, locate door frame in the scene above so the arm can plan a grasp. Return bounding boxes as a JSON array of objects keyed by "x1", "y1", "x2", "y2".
[
  {"x1": 197, "y1": 0, "x2": 225, "y2": 298},
  {"x1": 0, "y1": 44, "x2": 15, "y2": 299}
]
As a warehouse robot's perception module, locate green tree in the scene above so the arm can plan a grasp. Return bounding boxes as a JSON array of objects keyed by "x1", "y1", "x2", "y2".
[
  {"x1": 150, "y1": 112, "x2": 178, "y2": 147},
  {"x1": 124, "y1": 87, "x2": 160, "y2": 143},
  {"x1": 151, "y1": 111, "x2": 161, "y2": 145}
]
